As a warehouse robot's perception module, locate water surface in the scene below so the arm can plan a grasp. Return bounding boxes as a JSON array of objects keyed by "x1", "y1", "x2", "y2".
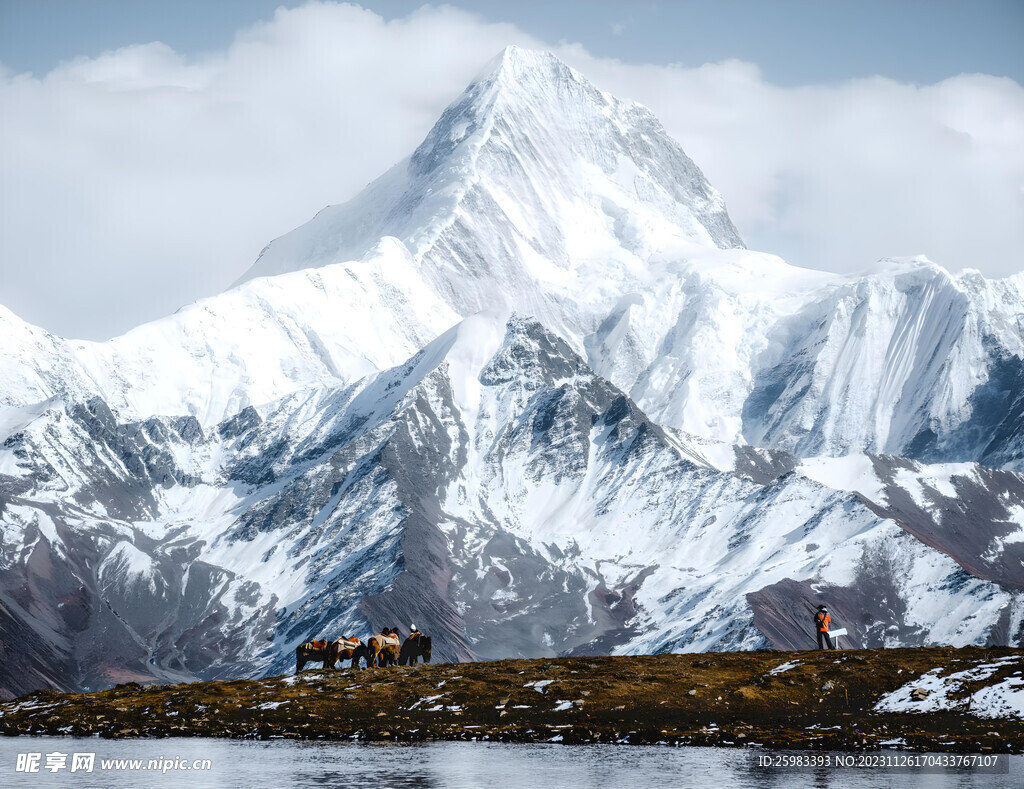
[{"x1": 1, "y1": 738, "x2": 1018, "y2": 788}]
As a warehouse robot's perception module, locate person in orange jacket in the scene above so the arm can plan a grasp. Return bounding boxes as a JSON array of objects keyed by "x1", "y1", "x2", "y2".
[{"x1": 814, "y1": 605, "x2": 834, "y2": 649}]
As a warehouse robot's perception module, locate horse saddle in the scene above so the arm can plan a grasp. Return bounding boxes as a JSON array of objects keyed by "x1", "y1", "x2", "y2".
[{"x1": 377, "y1": 635, "x2": 400, "y2": 648}]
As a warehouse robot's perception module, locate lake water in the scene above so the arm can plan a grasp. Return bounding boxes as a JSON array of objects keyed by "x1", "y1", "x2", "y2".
[{"x1": 0, "y1": 738, "x2": 1018, "y2": 788}]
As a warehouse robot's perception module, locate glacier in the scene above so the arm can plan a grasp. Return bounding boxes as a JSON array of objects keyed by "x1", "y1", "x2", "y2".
[{"x1": 1, "y1": 46, "x2": 1022, "y2": 698}]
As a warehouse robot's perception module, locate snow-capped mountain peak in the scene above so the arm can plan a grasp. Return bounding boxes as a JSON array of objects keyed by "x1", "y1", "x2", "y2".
[
  {"x1": 1, "y1": 48, "x2": 1023, "y2": 697},
  {"x1": 239, "y1": 47, "x2": 743, "y2": 290}
]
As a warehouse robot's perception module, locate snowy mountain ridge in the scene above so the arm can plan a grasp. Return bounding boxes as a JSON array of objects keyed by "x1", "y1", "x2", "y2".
[
  {"x1": 4, "y1": 247, "x2": 1020, "y2": 464},
  {"x1": 4, "y1": 311, "x2": 1021, "y2": 695},
  {"x1": 2, "y1": 47, "x2": 1022, "y2": 465},
  {"x1": 1, "y1": 47, "x2": 1022, "y2": 697}
]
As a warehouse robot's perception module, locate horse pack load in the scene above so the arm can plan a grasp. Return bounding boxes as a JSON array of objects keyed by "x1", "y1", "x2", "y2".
[
  {"x1": 295, "y1": 628, "x2": 431, "y2": 672},
  {"x1": 295, "y1": 636, "x2": 367, "y2": 672},
  {"x1": 366, "y1": 631, "x2": 401, "y2": 668}
]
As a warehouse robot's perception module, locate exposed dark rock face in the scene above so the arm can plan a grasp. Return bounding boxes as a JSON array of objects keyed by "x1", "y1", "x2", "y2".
[
  {"x1": 863, "y1": 455, "x2": 1024, "y2": 590},
  {"x1": 0, "y1": 401, "x2": 279, "y2": 698},
  {"x1": 2, "y1": 315, "x2": 1023, "y2": 697},
  {"x1": 732, "y1": 445, "x2": 799, "y2": 485},
  {"x1": 746, "y1": 559, "x2": 930, "y2": 654}
]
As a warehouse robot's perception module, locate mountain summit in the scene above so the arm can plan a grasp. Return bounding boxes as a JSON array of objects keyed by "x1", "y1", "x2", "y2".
[
  {"x1": 7, "y1": 48, "x2": 1018, "y2": 463},
  {"x1": 239, "y1": 46, "x2": 743, "y2": 297}
]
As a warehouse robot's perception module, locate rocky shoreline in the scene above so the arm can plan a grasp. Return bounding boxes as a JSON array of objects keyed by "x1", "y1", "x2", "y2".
[{"x1": 1, "y1": 648, "x2": 1021, "y2": 751}]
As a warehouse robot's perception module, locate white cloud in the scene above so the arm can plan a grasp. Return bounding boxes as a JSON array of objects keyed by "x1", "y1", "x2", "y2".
[
  {"x1": 569, "y1": 58, "x2": 1024, "y2": 277},
  {"x1": 1, "y1": 2, "x2": 1021, "y2": 339}
]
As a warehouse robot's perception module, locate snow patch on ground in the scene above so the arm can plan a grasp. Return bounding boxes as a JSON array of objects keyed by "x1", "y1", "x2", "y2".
[{"x1": 875, "y1": 657, "x2": 1024, "y2": 718}]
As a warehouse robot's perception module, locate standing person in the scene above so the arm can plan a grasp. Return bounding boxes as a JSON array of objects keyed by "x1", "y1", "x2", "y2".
[{"x1": 814, "y1": 605, "x2": 834, "y2": 649}]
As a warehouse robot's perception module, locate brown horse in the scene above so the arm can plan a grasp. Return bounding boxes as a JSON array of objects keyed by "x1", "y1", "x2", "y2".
[
  {"x1": 295, "y1": 639, "x2": 331, "y2": 672},
  {"x1": 398, "y1": 632, "x2": 432, "y2": 665},
  {"x1": 296, "y1": 636, "x2": 363, "y2": 671},
  {"x1": 366, "y1": 629, "x2": 401, "y2": 668},
  {"x1": 324, "y1": 637, "x2": 363, "y2": 669}
]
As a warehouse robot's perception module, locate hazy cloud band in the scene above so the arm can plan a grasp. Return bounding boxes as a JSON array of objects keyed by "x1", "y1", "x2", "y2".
[{"x1": 2, "y1": 2, "x2": 1021, "y2": 339}]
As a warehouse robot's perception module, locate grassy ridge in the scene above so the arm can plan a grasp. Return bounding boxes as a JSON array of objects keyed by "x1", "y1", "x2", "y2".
[{"x1": 1, "y1": 648, "x2": 1021, "y2": 751}]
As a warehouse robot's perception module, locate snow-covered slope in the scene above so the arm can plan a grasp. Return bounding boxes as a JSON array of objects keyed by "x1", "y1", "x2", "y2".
[
  {"x1": 1, "y1": 47, "x2": 1023, "y2": 696},
  {"x1": 0, "y1": 240, "x2": 457, "y2": 426},
  {"x1": 2, "y1": 48, "x2": 1021, "y2": 466},
  {"x1": 797, "y1": 453, "x2": 1024, "y2": 589},
  {"x1": 239, "y1": 47, "x2": 743, "y2": 291},
  {"x1": 233, "y1": 46, "x2": 1024, "y2": 465},
  {"x1": 3, "y1": 314, "x2": 1020, "y2": 697},
  {"x1": 741, "y1": 261, "x2": 1024, "y2": 466}
]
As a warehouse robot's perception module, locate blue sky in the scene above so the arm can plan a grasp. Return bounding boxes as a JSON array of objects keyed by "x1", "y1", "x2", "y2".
[
  {"x1": 1, "y1": 1, "x2": 1022, "y2": 339},
  {"x1": 3, "y1": 0, "x2": 1022, "y2": 84}
]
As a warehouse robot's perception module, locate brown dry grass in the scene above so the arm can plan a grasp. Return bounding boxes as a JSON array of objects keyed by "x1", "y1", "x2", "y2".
[{"x1": 1, "y1": 647, "x2": 1021, "y2": 751}]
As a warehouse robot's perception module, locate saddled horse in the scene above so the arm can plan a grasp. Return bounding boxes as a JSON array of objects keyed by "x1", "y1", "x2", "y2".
[
  {"x1": 324, "y1": 636, "x2": 363, "y2": 669},
  {"x1": 295, "y1": 639, "x2": 331, "y2": 672},
  {"x1": 296, "y1": 636, "x2": 363, "y2": 671},
  {"x1": 366, "y1": 629, "x2": 401, "y2": 668},
  {"x1": 398, "y1": 632, "x2": 432, "y2": 665}
]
